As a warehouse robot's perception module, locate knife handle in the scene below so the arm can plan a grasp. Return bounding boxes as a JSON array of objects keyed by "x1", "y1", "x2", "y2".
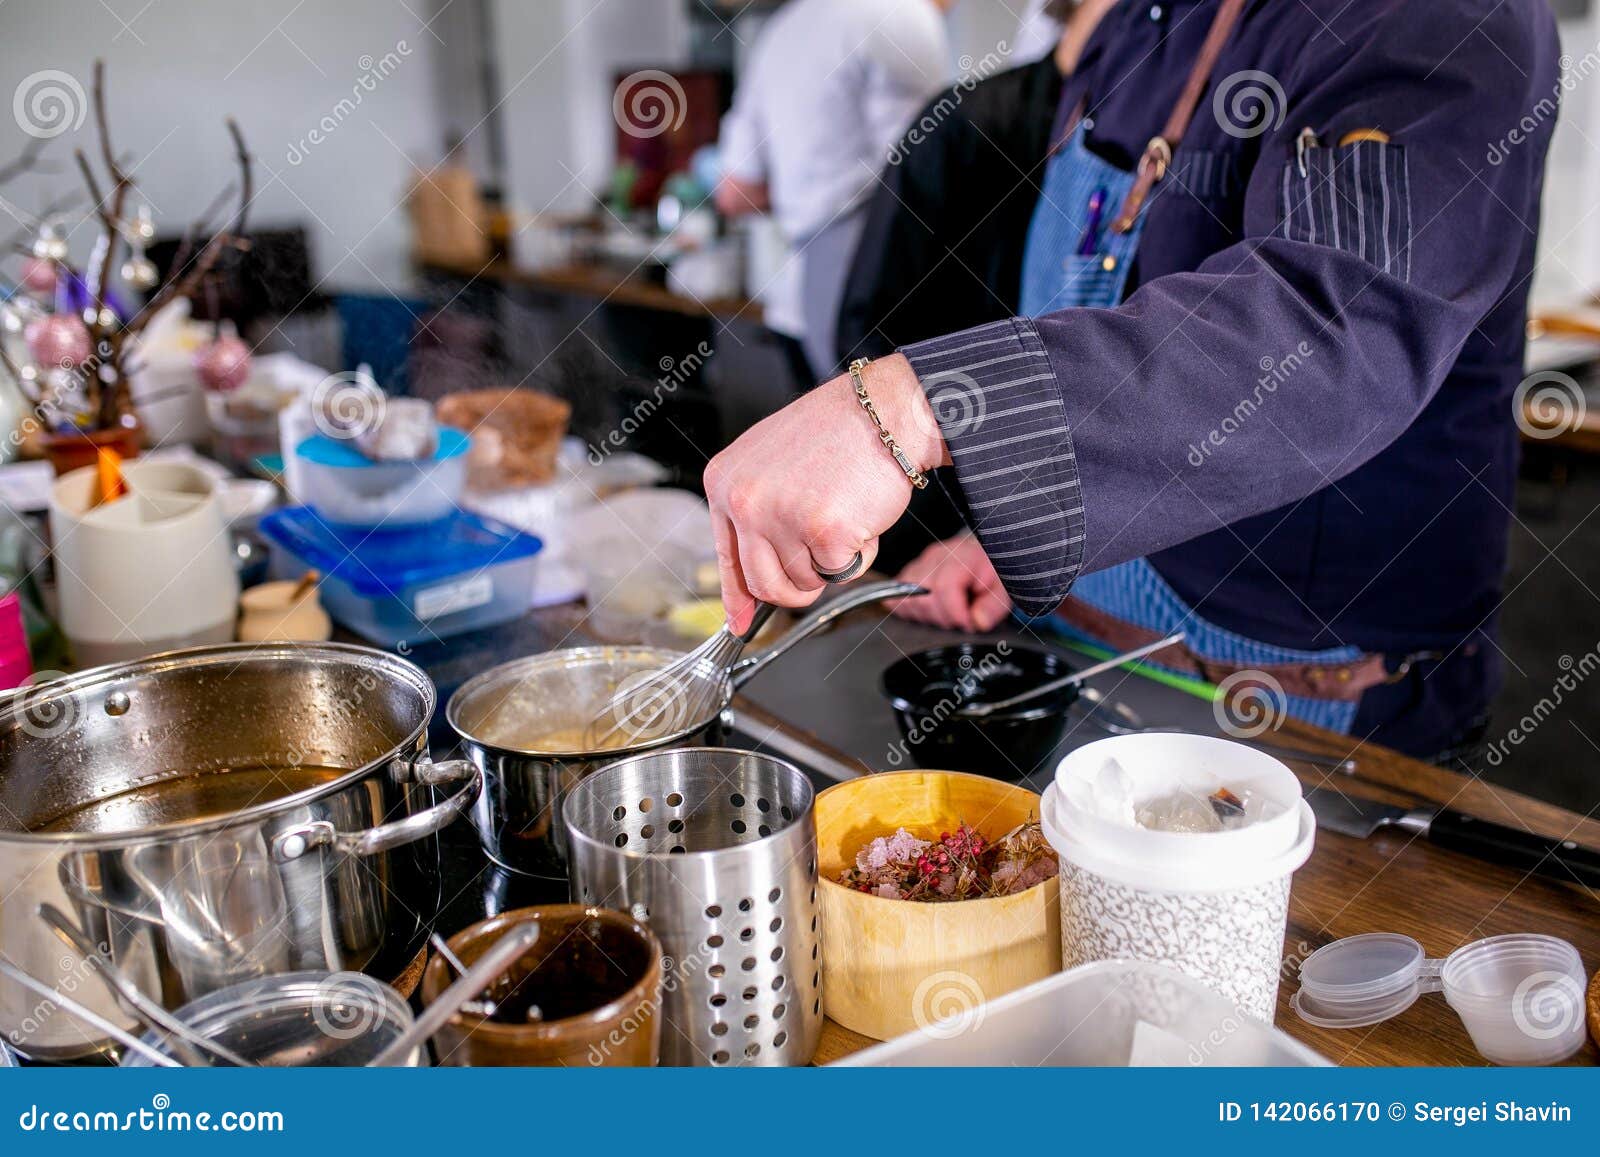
[{"x1": 1427, "y1": 810, "x2": 1600, "y2": 889}]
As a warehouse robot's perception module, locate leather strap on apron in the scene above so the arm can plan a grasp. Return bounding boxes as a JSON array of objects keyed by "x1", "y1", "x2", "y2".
[
  {"x1": 1053, "y1": 597, "x2": 1393, "y2": 703},
  {"x1": 1110, "y1": 0, "x2": 1249, "y2": 233}
]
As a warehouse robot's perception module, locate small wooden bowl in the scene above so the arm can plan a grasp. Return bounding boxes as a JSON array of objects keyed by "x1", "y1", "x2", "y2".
[{"x1": 815, "y1": 770, "x2": 1061, "y2": 1041}]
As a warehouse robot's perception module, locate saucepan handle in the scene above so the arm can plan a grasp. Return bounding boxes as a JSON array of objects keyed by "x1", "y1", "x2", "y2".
[
  {"x1": 271, "y1": 758, "x2": 483, "y2": 863},
  {"x1": 728, "y1": 580, "x2": 927, "y2": 689}
]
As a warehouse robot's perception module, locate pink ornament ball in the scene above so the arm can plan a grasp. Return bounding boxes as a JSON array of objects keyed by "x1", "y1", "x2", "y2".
[
  {"x1": 18, "y1": 257, "x2": 56, "y2": 295},
  {"x1": 24, "y1": 314, "x2": 90, "y2": 371},
  {"x1": 194, "y1": 335, "x2": 253, "y2": 393}
]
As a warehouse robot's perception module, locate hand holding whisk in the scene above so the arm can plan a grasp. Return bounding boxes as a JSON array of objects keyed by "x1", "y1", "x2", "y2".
[{"x1": 583, "y1": 552, "x2": 868, "y2": 749}]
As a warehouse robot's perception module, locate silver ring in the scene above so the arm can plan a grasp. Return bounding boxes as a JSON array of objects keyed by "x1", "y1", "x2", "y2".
[{"x1": 813, "y1": 551, "x2": 865, "y2": 584}]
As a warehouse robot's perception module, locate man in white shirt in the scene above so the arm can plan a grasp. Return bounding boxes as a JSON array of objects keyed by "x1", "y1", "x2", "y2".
[
  {"x1": 716, "y1": 0, "x2": 954, "y2": 380},
  {"x1": 1011, "y1": 0, "x2": 1067, "y2": 62}
]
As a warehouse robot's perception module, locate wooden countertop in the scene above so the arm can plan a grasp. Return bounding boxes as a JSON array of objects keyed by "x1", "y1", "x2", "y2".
[
  {"x1": 810, "y1": 717, "x2": 1600, "y2": 1067},
  {"x1": 418, "y1": 256, "x2": 762, "y2": 323},
  {"x1": 393, "y1": 594, "x2": 1596, "y2": 1067}
]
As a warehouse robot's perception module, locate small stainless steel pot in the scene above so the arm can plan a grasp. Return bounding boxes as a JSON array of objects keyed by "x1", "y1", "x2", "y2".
[
  {"x1": 447, "y1": 581, "x2": 918, "y2": 879},
  {"x1": 0, "y1": 642, "x2": 481, "y2": 1062}
]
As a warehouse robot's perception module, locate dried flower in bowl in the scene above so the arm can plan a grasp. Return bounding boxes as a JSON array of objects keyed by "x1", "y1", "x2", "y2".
[{"x1": 838, "y1": 820, "x2": 1058, "y2": 902}]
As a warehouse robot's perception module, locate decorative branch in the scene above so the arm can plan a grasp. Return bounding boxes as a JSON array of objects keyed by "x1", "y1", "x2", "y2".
[
  {"x1": 123, "y1": 116, "x2": 252, "y2": 340},
  {"x1": 0, "y1": 138, "x2": 51, "y2": 187},
  {"x1": 47, "y1": 59, "x2": 254, "y2": 431},
  {"x1": 86, "y1": 61, "x2": 132, "y2": 316},
  {"x1": 69, "y1": 59, "x2": 140, "y2": 425}
]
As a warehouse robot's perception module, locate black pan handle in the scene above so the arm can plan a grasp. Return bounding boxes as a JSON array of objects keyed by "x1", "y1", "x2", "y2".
[{"x1": 1427, "y1": 809, "x2": 1600, "y2": 889}]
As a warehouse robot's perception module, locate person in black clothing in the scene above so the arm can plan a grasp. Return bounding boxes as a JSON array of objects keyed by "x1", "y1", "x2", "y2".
[{"x1": 835, "y1": 0, "x2": 1114, "y2": 568}]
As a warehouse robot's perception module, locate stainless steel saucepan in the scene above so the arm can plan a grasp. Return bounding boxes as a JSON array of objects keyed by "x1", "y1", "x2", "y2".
[
  {"x1": 0, "y1": 642, "x2": 481, "y2": 1062},
  {"x1": 447, "y1": 581, "x2": 921, "y2": 878}
]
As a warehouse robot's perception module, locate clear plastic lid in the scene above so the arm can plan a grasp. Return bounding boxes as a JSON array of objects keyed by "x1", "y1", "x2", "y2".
[{"x1": 1291, "y1": 933, "x2": 1436, "y2": 1028}]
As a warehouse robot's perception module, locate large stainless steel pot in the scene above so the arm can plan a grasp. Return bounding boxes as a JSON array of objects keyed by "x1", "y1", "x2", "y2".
[
  {"x1": 0, "y1": 642, "x2": 481, "y2": 1062},
  {"x1": 447, "y1": 581, "x2": 919, "y2": 878}
]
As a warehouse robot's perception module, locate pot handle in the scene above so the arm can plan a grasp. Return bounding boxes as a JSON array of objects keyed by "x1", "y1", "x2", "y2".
[
  {"x1": 271, "y1": 758, "x2": 483, "y2": 863},
  {"x1": 727, "y1": 580, "x2": 926, "y2": 689}
]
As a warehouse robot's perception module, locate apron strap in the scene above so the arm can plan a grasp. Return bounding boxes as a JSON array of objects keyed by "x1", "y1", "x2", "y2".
[
  {"x1": 1054, "y1": 595, "x2": 1393, "y2": 703},
  {"x1": 1110, "y1": 0, "x2": 1250, "y2": 233}
]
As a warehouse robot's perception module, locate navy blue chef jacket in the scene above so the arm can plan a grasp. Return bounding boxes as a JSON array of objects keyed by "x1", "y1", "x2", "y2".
[{"x1": 898, "y1": 0, "x2": 1560, "y2": 756}]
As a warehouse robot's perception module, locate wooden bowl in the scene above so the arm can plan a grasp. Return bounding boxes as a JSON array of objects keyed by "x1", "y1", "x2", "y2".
[{"x1": 815, "y1": 770, "x2": 1061, "y2": 1041}]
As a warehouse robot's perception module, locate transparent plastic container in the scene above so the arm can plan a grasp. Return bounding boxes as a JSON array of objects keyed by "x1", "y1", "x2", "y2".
[
  {"x1": 1054, "y1": 733, "x2": 1304, "y2": 864},
  {"x1": 833, "y1": 960, "x2": 1328, "y2": 1067},
  {"x1": 293, "y1": 429, "x2": 470, "y2": 529},
  {"x1": 260, "y1": 506, "x2": 541, "y2": 647},
  {"x1": 120, "y1": 971, "x2": 420, "y2": 1067},
  {"x1": 1293, "y1": 931, "x2": 1588, "y2": 1065}
]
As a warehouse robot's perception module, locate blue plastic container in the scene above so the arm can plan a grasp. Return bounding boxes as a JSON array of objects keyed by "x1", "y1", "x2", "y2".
[
  {"x1": 259, "y1": 506, "x2": 541, "y2": 647},
  {"x1": 294, "y1": 428, "x2": 471, "y2": 529}
]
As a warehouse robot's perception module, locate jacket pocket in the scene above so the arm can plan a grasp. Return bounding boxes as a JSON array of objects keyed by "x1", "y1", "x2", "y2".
[{"x1": 1278, "y1": 140, "x2": 1412, "y2": 282}]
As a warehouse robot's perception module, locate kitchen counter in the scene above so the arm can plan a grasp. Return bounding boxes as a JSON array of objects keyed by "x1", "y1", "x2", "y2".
[{"x1": 405, "y1": 598, "x2": 1600, "y2": 1068}]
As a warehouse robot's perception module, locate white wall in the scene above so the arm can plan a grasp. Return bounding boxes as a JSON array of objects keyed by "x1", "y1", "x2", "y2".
[
  {"x1": 948, "y1": 0, "x2": 1031, "y2": 72},
  {"x1": 489, "y1": 0, "x2": 689, "y2": 220},
  {"x1": 3, "y1": 0, "x2": 1594, "y2": 306},
  {"x1": 1534, "y1": 11, "x2": 1600, "y2": 306},
  {"x1": 0, "y1": 0, "x2": 444, "y2": 292}
]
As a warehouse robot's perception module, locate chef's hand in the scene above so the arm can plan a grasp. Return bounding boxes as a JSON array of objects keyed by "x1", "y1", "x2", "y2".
[
  {"x1": 892, "y1": 531, "x2": 1013, "y2": 632},
  {"x1": 705, "y1": 354, "x2": 947, "y2": 633}
]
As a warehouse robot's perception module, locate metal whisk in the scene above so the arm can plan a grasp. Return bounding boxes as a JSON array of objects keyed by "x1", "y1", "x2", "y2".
[{"x1": 585, "y1": 601, "x2": 778, "y2": 749}]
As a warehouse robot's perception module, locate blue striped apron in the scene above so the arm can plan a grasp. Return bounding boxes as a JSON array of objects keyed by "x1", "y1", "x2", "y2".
[{"x1": 1018, "y1": 121, "x2": 1364, "y2": 734}]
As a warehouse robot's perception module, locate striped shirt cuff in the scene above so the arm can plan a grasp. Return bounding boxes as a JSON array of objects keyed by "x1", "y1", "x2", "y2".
[{"x1": 900, "y1": 318, "x2": 1085, "y2": 616}]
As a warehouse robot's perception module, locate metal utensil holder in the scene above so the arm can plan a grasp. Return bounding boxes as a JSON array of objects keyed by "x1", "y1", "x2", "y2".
[{"x1": 563, "y1": 748, "x2": 821, "y2": 1066}]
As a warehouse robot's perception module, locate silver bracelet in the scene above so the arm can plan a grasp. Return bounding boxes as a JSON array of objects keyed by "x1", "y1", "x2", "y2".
[{"x1": 848, "y1": 357, "x2": 928, "y2": 490}]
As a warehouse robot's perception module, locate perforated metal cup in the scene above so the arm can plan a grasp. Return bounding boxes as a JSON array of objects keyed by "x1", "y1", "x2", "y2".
[{"x1": 563, "y1": 748, "x2": 822, "y2": 1066}]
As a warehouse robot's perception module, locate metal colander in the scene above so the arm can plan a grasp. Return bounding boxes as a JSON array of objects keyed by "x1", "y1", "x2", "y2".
[{"x1": 563, "y1": 748, "x2": 821, "y2": 1066}]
